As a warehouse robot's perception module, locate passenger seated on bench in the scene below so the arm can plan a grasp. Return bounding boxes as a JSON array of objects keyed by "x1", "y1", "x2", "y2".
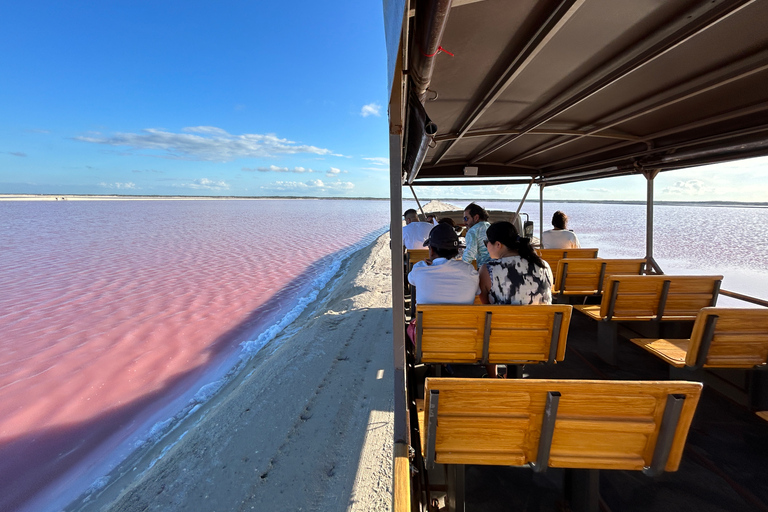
[
  {"x1": 403, "y1": 209, "x2": 435, "y2": 250},
  {"x1": 541, "y1": 210, "x2": 581, "y2": 249},
  {"x1": 407, "y1": 223, "x2": 479, "y2": 343},
  {"x1": 479, "y1": 221, "x2": 553, "y2": 305}
]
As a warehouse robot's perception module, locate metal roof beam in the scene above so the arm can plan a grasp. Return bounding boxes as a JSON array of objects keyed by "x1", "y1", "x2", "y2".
[
  {"x1": 507, "y1": 48, "x2": 768, "y2": 165},
  {"x1": 409, "y1": 178, "x2": 536, "y2": 186},
  {"x1": 430, "y1": 0, "x2": 586, "y2": 165},
  {"x1": 433, "y1": 127, "x2": 644, "y2": 143},
  {"x1": 471, "y1": 0, "x2": 757, "y2": 164}
]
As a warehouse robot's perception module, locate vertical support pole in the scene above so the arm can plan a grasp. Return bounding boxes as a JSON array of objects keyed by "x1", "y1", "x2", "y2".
[
  {"x1": 565, "y1": 469, "x2": 600, "y2": 512},
  {"x1": 644, "y1": 169, "x2": 660, "y2": 263},
  {"x1": 390, "y1": 133, "x2": 409, "y2": 448},
  {"x1": 447, "y1": 464, "x2": 466, "y2": 512},
  {"x1": 539, "y1": 184, "x2": 545, "y2": 246}
]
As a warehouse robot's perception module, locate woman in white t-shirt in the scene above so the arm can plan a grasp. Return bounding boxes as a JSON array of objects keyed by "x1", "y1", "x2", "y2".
[{"x1": 541, "y1": 210, "x2": 580, "y2": 249}]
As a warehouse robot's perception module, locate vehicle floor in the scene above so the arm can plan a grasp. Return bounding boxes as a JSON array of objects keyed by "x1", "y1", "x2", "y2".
[{"x1": 450, "y1": 312, "x2": 768, "y2": 512}]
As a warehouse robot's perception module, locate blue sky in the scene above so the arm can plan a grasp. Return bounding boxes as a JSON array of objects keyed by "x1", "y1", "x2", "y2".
[{"x1": 2, "y1": 1, "x2": 767, "y2": 201}]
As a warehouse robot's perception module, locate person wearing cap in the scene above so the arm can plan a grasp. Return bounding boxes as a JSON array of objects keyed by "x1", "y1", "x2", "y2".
[
  {"x1": 402, "y1": 209, "x2": 435, "y2": 250},
  {"x1": 407, "y1": 223, "x2": 479, "y2": 305},
  {"x1": 461, "y1": 202, "x2": 492, "y2": 268}
]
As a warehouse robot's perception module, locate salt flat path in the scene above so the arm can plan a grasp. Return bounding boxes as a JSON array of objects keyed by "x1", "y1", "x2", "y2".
[{"x1": 70, "y1": 234, "x2": 395, "y2": 512}]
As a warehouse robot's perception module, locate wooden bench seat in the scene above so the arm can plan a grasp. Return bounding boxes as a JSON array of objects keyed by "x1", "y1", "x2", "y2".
[
  {"x1": 536, "y1": 247, "x2": 599, "y2": 273},
  {"x1": 630, "y1": 307, "x2": 768, "y2": 369},
  {"x1": 574, "y1": 274, "x2": 722, "y2": 364},
  {"x1": 419, "y1": 378, "x2": 702, "y2": 512},
  {"x1": 414, "y1": 304, "x2": 572, "y2": 366},
  {"x1": 554, "y1": 257, "x2": 647, "y2": 297}
]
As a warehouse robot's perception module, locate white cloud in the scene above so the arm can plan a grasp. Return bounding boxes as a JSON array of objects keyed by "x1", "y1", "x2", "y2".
[
  {"x1": 586, "y1": 188, "x2": 610, "y2": 193},
  {"x1": 244, "y1": 165, "x2": 316, "y2": 173},
  {"x1": 662, "y1": 179, "x2": 713, "y2": 196},
  {"x1": 169, "y1": 178, "x2": 230, "y2": 190},
  {"x1": 98, "y1": 182, "x2": 137, "y2": 189},
  {"x1": 360, "y1": 103, "x2": 382, "y2": 117},
  {"x1": 75, "y1": 126, "x2": 339, "y2": 161},
  {"x1": 261, "y1": 179, "x2": 355, "y2": 193},
  {"x1": 363, "y1": 157, "x2": 389, "y2": 166},
  {"x1": 326, "y1": 167, "x2": 345, "y2": 177},
  {"x1": 8, "y1": 151, "x2": 27, "y2": 157}
]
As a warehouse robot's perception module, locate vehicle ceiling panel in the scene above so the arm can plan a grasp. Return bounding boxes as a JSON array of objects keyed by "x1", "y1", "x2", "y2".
[{"x1": 404, "y1": 0, "x2": 768, "y2": 186}]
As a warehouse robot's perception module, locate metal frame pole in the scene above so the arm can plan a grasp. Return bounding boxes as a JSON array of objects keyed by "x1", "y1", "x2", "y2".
[
  {"x1": 645, "y1": 169, "x2": 660, "y2": 272},
  {"x1": 409, "y1": 184, "x2": 427, "y2": 220},
  {"x1": 539, "y1": 184, "x2": 544, "y2": 246}
]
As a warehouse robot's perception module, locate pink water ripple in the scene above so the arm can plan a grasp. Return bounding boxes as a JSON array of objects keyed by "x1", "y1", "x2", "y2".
[{"x1": 0, "y1": 199, "x2": 388, "y2": 511}]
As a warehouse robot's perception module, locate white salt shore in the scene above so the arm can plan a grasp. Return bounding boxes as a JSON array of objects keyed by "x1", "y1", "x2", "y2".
[{"x1": 67, "y1": 233, "x2": 396, "y2": 512}]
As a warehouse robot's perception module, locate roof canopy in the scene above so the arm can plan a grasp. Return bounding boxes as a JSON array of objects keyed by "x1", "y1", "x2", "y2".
[{"x1": 395, "y1": 0, "x2": 768, "y2": 186}]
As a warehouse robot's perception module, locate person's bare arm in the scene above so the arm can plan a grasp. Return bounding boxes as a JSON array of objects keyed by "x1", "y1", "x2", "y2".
[{"x1": 479, "y1": 264, "x2": 491, "y2": 304}]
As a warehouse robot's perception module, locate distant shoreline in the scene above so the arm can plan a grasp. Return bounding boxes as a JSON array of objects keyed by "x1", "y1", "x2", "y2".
[{"x1": 1, "y1": 193, "x2": 766, "y2": 208}]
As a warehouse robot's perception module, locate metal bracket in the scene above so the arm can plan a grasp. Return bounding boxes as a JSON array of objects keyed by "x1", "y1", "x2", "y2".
[
  {"x1": 531, "y1": 391, "x2": 560, "y2": 473},
  {"x1": 692, "y1": 315, "x2": 719, "y2": 370},
  {"x1": 481, "y1": 311, "x2": 492, "y2": 364},
  {"x1": 606, "y1": 281, "x2": 620, "y2": 321},
  {"x1": 643, "y1": 393, "x2": 685, "y2": 476},
  {"x1": 711, "y1": 279, "x2": 722, "y2": 306},
  {"x1": 656, "y1": 280, "x2": 671, "y2": 320},
  {"x1": 425, "y1": 389, "x2": 439, "y2": 470},
  {"x1": 548, "y1": 312, "x2": 563, "y2": 363},
  {"x1": 560, "y1": 262, "x2": 568, "y2": 295},
  {"x1": 415, "y1": 311, "x2": 424, "y2": 363},
  {"x1": 597, "y1": 262, "x2": 607, "y2": 294}
]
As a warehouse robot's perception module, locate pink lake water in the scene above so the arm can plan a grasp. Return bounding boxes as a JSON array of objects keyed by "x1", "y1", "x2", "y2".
[
  {"x1": 0, "y1": 199, "x2": 389, "y2": 512},
  {"x1": 3, "y1": 198, "x2": 768, "y2": 511}
]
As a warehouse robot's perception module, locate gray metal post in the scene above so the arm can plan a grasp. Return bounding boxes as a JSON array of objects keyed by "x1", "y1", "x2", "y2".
[
  {"x1": 390, "y1": 130, "x2": 408, "y2": 446},
  {"x1": 645, "y1": 170, "x2": 659, "y2": 263},
  {"x1": 539, "y1": 184, "x2": 544, "y2": 246}
]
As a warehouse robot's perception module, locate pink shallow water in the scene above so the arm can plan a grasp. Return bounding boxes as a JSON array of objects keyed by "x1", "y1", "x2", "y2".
[{"x1": 0, "y1": 199, "x2": 388, "y2": 511}]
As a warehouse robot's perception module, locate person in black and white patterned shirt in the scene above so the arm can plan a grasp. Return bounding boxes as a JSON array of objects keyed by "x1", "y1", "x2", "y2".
[{"x1": 479, "y1": 221, "x2": 553, "y2": 305}]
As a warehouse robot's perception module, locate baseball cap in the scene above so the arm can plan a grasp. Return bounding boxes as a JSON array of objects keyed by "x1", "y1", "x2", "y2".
[{"x1": 423, "y1": 223, "x2": 459, "y2": 249}]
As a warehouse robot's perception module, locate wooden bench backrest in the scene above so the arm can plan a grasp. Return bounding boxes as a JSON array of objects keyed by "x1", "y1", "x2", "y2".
[
  {"x1": 422, "y1": 378, "x2": 702, "y2": 473},
  {"x1": 415, "y1": 304, "x2": 572, "y2": 364},
  {"x1": 555, "y1": 258, "x2": 647, "y2": 295},
  {"x1": 687, "y1": 307, "x2": 768, "y2": 368},
  {"x1": 406, "y1": 249, "x2": 430, "y2": 270},
  {"x1": 536, "y1": 248, "x2": 598, "y2": 271},
  {"x1": 600, "y1": 275, "x2": 722, "y2": 321}
]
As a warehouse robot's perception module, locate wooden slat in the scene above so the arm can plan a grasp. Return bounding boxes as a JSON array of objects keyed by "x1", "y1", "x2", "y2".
[
  {"x1": 422, "y1": 378, "x2": 703, "y2": 471},
  {"x1": 598, "y1": 275, "x2": 722, "y2": 320},
  {"x1": 555, "y1": 258, "x2": 646, "y2": 296},
  {"x1": 394, "y1": 443, "x2": 411, "y2": 512},
  {"x1": 537, "y1": 248, "x2": 599, "y2": 270},
  {"x1": 630, "y1": 338, "x2": 690, "y2": 367},
  {"x1": 632, "y1": 307, "x2": 768, "y2": 369},
  {"x1": 417, "y1": 304, "x2": 572, "y2": 364}
]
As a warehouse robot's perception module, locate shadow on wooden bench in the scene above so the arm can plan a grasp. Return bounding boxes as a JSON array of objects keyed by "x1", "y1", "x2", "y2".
[
  {"x1": 414, "y1": 304, "x2": 572, "y2": 368},
  {"x1": 631, "y1": 307, "x2": 768, "y2": 409},
  {"x1": 418, "y1": 378, "x2": 702, "y2": 512},
  {"x1": 536, "y1": 247, "x2": 599, "y2": 273},
  {"x1": 553, "y1": 257, "x2": 647, "y2": 300},
  {"x1": 574, "y1": 274, "x2": 722, "y2": 364}
]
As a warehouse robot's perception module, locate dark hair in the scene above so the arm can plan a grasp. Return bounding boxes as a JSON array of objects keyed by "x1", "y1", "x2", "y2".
[
  {"x1": 464, "y1": 202, "x2": 489, "y2": 221},
  {"x1": 486, "y1": 221, "x2": 546, "y2": 269},
  {"x1": 403, "y1": 208, "x2": 417, "y2": 219},
  {"x1": 432, "y1": 245, "x2": 460, "y2": 259},
  {"x1": 552, "y1": 211, "x2": 568, "y2": 229},
  {"x1": 438, "y1": 217, "x2": 456, "y2": 227}
]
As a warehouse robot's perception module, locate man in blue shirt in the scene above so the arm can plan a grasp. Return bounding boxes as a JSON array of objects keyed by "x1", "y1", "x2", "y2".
[{"x1": 461, "y1": 202, "x2": 491, "y2": 268}]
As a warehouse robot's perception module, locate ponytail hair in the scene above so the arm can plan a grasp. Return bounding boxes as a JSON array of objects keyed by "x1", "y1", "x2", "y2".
[{"x1": 486, "y1": 221, "x2": 546, "y2": 269}]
